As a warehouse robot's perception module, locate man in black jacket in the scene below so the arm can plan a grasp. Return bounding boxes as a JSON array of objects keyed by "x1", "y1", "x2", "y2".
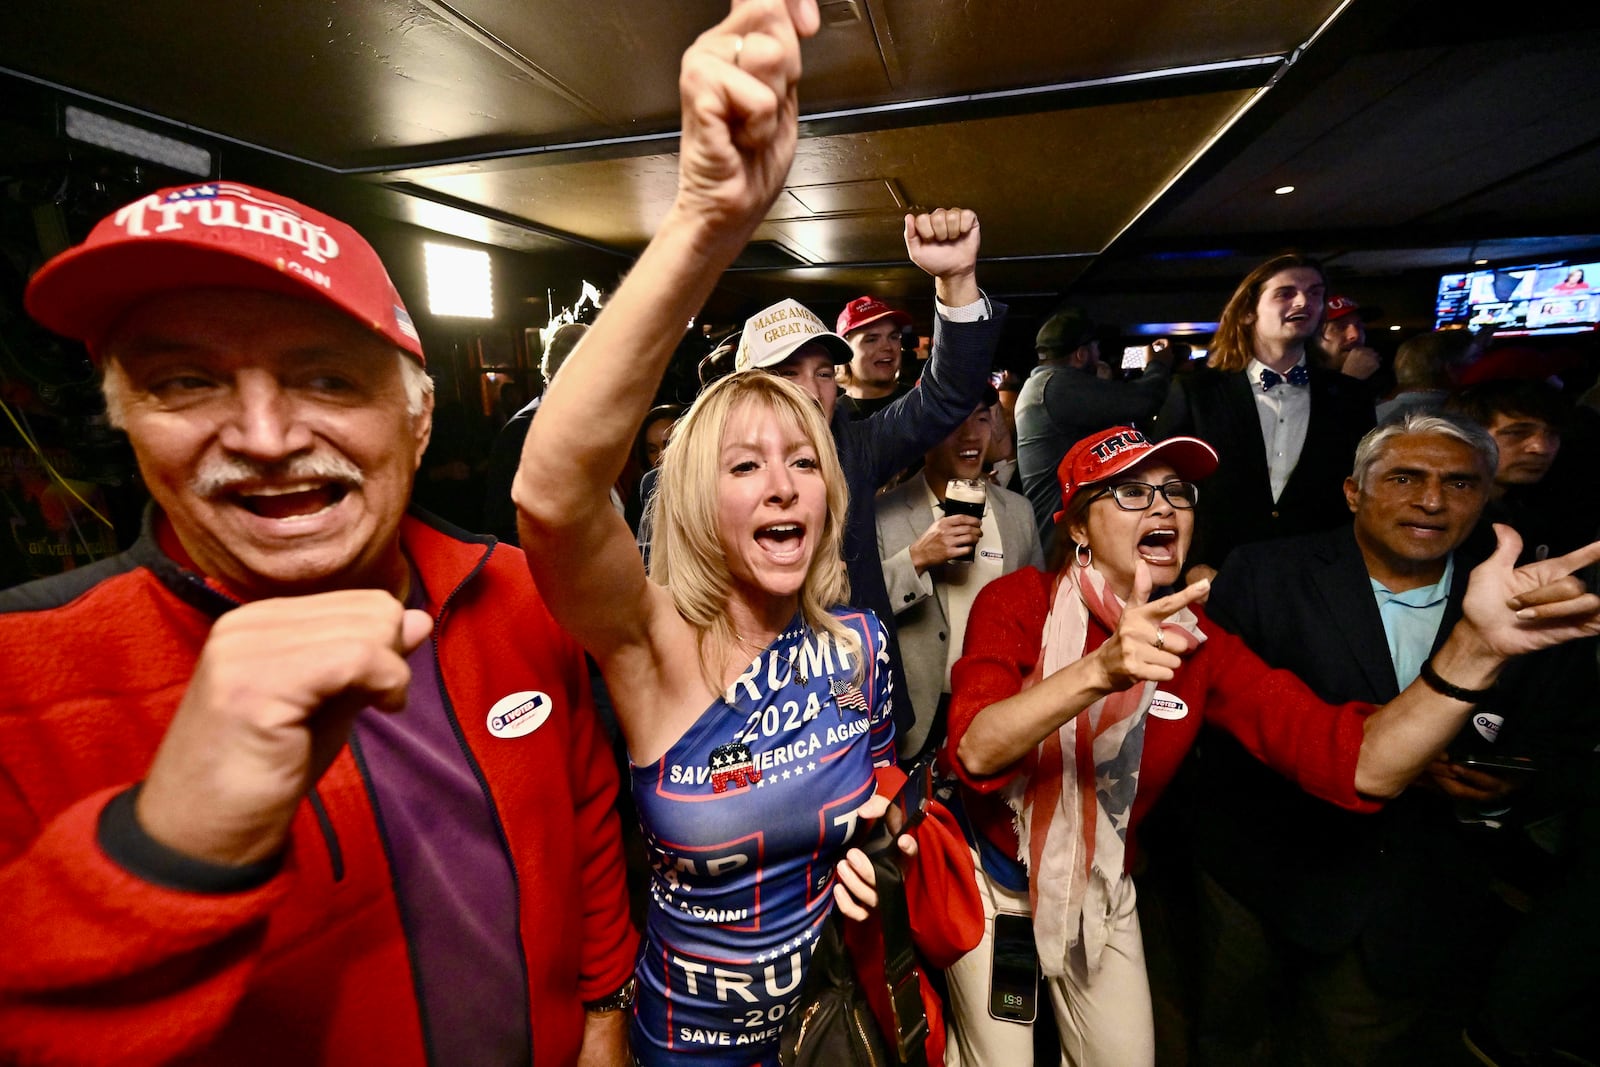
[
  {"x1": 1190, "y1": 411, "x2": 1599, "y2": 1066},
  {"x1": 1151, "y1": 254, "x2": 1373, "y2": 581}
]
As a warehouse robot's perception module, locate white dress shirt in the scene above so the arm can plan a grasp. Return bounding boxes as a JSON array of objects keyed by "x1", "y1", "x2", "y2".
[
  {"x1": 922, "y1": 479, "x2": 1004, "y2": 689},
  {"x1": 1247, "y1": 357, "x2": 1311, "y2": 502}
]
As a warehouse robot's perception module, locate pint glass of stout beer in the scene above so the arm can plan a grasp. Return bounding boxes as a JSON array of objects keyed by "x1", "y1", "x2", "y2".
[{"x1": 943, "y1": 479, "x2": 987, "y2": 562}]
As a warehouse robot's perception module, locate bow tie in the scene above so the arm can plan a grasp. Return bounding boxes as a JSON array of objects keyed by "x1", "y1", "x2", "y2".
[{"x1": 1259, "y1": 364, "x2": 1309, "y2": 391}]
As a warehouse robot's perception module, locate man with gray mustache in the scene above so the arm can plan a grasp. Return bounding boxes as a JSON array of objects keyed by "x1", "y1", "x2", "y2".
[
  {"x1": 186, "y1": 452, "x2": 366, "y2": 502},
  {"x1": 0, "y1": 182, "x2": 637, "y2": 1066}
]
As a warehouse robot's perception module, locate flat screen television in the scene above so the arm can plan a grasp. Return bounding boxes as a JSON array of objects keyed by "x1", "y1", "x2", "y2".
[{"x1": 1435, "y1": 261, "x2": 1600, "y2": 336}]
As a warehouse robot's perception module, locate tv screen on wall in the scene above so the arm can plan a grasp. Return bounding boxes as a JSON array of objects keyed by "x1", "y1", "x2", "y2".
[{"x1": 1436, "y1": 261, "x2": 1600, "y2": 336}]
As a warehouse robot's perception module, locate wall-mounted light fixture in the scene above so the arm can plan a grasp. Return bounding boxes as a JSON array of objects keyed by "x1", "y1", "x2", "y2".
[
  {"x1": 63, "y1": 105, "x2": 213, "y2": 177},
  {"x1": 424, "y1": 243, "x2": 494, "y2": 319}
]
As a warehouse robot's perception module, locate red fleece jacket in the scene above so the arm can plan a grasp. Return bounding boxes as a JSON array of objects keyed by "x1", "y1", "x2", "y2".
[
  {"x1": 0, "y1": 512, "x2": 637, "y2": 1066},
  {"x1": 944, "y1": 566, "x2": 1378, "y2": 868}
]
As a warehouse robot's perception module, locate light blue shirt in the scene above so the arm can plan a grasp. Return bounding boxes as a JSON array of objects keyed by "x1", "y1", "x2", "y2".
[{"x1": 1370, "y1": 555, "x2": 1454, "y2": 689}]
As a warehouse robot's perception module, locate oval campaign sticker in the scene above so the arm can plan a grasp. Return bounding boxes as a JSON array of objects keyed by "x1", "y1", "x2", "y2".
[
  {"x1": 487, "y1": 690, "x2": 552, "y2": 739},
  {"x1": 1148, "y1": 690, "x2": 1189, "y2": 720},
  {"x1": 1472, "y1": 712, "x2": 1504, "y2": 744}
]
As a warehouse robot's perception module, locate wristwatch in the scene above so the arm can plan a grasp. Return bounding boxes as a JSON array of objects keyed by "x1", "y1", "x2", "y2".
[{"x1": 583, "y1": 976, "x2": 638, "y2": 1014}]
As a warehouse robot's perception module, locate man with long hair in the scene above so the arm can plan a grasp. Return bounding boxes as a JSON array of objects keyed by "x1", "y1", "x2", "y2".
[{"x1": 1151, "y1": 253, "x2": 1373, "y2": 581}]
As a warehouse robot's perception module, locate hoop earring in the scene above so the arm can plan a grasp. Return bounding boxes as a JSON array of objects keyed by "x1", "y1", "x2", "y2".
[{"x1": 1073, "y1": 542, "x2": 1092, "y2": 568}]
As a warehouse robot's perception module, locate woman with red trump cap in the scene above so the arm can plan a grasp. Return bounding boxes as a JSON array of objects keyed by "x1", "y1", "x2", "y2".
[{"x1": 942, "y1": 425, "x2": 1600, "y2": 1065}]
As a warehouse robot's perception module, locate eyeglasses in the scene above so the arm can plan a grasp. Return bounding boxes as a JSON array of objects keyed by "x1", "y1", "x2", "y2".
[{"x1": 1089, "y1": 480, "x2": 1199, "y2": 511}]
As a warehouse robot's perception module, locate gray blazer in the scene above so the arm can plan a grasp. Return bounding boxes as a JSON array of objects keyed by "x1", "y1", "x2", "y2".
[{"x1": 875, "y1": 477, "x2": 1042, "y2": 758}]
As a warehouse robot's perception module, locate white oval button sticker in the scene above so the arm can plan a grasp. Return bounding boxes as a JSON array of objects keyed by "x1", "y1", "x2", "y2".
[
  {"x1": 488, "y1": 691, "x2": 552, "y2": 739},
  {"x1": 1148, "y1": 690, "x2": 1188, "y2": 721}
]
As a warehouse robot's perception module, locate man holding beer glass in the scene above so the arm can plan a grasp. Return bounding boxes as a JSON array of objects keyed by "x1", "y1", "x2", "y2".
[{"x1": 877, "y1": 389, "x2": 1042, "y2": 759}]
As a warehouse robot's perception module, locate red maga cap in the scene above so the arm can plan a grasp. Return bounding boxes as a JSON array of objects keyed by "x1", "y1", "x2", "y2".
[
  {"x1": 1054, "y1": 426, "x2": 1218, "y2": 523},
  {"x1": 24, "y1": 181, "x2": 424, "y2": 365},
  {"x1": 835, "y1": 296, "x2": 912, "y2": 338},
  {"x1": 1324, "y1": 295, "x2": 1361, "y2": 323}
]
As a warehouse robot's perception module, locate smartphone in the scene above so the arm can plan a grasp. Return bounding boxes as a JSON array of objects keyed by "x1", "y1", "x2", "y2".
[
  {"x1": 988, "y1": 912, "x2": 1039, "y2": 1024},
  {"x1": 1120, "y1": 345, "x2": 1148, "y2": 371},
  {"x1": 887, "y1": 755, "x2": 935, "y2": 836},
  {"x1": 1453, "y1": 752, "x2": 1544, "y2": 775}
]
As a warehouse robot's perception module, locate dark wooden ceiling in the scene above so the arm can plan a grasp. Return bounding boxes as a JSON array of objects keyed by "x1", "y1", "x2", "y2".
[{"x1": 5, "y1": 0, "x2": 1600, "y2": 337}]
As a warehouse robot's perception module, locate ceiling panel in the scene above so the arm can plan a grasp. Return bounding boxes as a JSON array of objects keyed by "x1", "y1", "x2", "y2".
[
  {"x1": 7, "y1": 1, "x2": 617, "y2": 166},
  {"x1": 877, "y1": 0, "x2": 1336, "y2": 90},
  {"x1": 449, "y1": 0, "x2": 895, "y2": 123},
  {"x1": 11, "y1": 0, "x2": 1589, "y2": 335},
  {"x1": 1146, "y1": 32, "x2": 1600, "y2": 239},
  {"x1": 3, "y1": 0, "x2": 1334, "y2": 169},
  {"x1": 400, "y1": 90, "x2": 1253, "y2": 260}
]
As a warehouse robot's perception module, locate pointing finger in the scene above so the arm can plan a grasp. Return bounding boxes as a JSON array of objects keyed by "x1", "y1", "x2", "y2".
[{"x1": 1511, "y1": 537, "x2": 1600, "y2": 608}]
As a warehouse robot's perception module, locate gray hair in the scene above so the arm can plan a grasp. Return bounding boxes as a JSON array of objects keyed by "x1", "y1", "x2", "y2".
[
  {"x1": 1351, "y1": 410, "x2": 1498, "y2": 490},
  {"x1": 101, "y1": 349, "x2": 433, "y2": 429}
]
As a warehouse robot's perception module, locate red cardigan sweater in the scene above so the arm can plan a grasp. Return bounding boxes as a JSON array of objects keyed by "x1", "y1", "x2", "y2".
[
  {"x1": 945, "y1": 566, "x2": 1379, "y2": 868},
  {"x1": 0, "y1": 512, "x2": 637, "y2": 1066}
]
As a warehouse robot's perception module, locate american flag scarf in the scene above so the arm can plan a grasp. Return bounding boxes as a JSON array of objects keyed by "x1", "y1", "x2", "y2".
[{"x1": 1004, "y1": 562, "x2": 1204, "y2": 977}]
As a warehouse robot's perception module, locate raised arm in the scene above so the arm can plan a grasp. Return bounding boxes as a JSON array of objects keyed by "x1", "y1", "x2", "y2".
[
  {"x1": 514, "y1": 0, "x2": 818, "y2": 658},
  {"x1": 854, "y1": 212, "x2": 1006, "y2": 485},
  {"x1": 1353, "y1": 526, "x2": 1600, "y2": 795}
]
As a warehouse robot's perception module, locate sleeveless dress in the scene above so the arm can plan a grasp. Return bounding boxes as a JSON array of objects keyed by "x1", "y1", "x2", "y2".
[{"x1": 629, "y1": 608, "x2": 895, "y2": 1066}]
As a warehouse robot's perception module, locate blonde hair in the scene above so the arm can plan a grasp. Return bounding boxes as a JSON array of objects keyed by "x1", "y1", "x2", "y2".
[
  {"x1": 647, "y1": 371, "x2": 859, "y2": 689},
  {"x1": 1208, "y1": 253, "x2": 1326, "y2": 372}
]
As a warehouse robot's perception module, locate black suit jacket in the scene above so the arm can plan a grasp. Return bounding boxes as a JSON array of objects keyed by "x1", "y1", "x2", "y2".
[
  {"x1": 1150, "y1": 365, "x2": 1373, "y2": 572},
  {"x1": 1192, "y1": 525, "x2": 1597, "y2": 989}
]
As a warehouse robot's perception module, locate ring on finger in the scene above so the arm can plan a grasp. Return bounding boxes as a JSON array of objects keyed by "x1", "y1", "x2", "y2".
[
  {"x1": 731, "y1": 34, "x2": 744, "y2": 68},
  {"x1": 1154, "y1": 630, "x2": 1166, "y2": 652}
]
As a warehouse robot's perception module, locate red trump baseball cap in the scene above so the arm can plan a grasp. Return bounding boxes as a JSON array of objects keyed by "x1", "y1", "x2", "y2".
[
  {"x1": 1324, "y1": 295, "x2": 1361, "y2": 323},
  {"x1": 835, "y1": 296, "x2": 912, "y2": 338},
  {"x1": 1055, "y1": 426, "x2": 1218, "y2": 522},
  {"x1": 25, "y1": 181, "x2": 424, "y2": 365}
]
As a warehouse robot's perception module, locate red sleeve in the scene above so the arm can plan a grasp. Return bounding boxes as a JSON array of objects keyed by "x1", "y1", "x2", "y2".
[
  {"x1": 564, "y1": 667, "x2": 641, "y2": 1000},
  {"x1": 943, "y1": 568, "x2": 1049, "y2": 794},
  {"x1": 1196, "y1": 618, "x2": 1381, "y2": 812},
  {"x1": 0, "y1": 787, "x2": 290, "y2": 1066}
]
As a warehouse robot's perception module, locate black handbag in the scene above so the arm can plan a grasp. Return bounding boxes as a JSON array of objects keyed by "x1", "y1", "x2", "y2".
[{"x1": 779, "y1": 820, "x2": 929, "y2": 1067}]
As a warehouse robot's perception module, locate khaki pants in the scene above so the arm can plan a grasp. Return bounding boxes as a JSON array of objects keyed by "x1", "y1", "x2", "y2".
[{"x1": 944, "y1": 849, "x2": 1154, "y2": 1067}]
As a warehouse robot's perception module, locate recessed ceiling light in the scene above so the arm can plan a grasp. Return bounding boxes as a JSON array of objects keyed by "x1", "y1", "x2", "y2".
[
  {"x1": 1389, "y1": 325, "x2": 1402, "y2": 332},
  {"x1": 1475, "y1": 259, "x2": 1488, "y2": 265},
  {"x1": 1274, "y1": 185, "x2": 1295, "y2": 195}
]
